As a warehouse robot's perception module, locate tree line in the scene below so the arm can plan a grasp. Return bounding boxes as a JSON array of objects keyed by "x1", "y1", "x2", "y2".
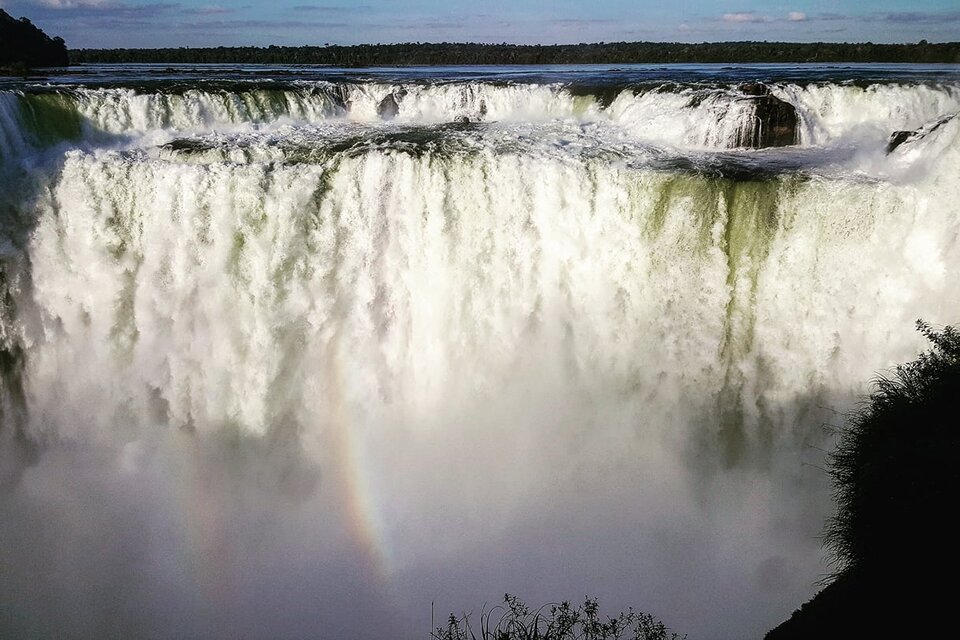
[{"x1": 70, "y1": 41, "x2": 960, "y2": 66}]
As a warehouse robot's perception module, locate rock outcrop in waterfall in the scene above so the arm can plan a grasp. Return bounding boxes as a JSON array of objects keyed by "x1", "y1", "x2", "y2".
[{"x1": 734, "y1": 83, "x2": 799, "y2": 148}]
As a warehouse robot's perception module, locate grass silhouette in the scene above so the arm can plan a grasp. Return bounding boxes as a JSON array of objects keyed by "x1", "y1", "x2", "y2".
[{"x1": 433, "y1": 594, "x2": 683, "y2": 640}]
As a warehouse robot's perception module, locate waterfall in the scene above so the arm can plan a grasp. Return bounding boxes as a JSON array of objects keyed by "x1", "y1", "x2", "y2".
[{"x1": 1, "y1": 71, "x2": 958, "y2": 640}]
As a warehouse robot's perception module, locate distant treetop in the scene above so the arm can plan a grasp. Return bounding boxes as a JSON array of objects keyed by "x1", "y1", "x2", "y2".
[{"x1": 69, "y1": 40, "x2": 960, "y2": 66}]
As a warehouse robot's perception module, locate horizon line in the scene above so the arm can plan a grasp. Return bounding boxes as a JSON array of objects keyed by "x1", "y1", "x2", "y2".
[{"x1": 68, "y1": 39, "x2": 960, "y2": 51}]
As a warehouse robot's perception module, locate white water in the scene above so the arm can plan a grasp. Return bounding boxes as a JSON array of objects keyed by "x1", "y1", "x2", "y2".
[
  {"x1": 1, "y1": 77, "x2": 959, "y2": 639},
  {"x1": 3, "y1": 80, "x2": 957, "y2": 152}
]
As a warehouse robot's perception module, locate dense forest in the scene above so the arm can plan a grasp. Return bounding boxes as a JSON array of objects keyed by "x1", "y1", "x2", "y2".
[{"x1": 71, "y1": 41, "x2": 960, "y2": 66}]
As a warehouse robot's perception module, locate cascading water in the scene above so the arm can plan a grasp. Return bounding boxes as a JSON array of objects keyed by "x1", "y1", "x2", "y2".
[{"x1": 1, "y1": 64, "x2": 959, "y2": 640}]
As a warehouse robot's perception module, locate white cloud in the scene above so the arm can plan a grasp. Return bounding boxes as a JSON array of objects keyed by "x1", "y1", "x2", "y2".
[
  {"x1": 788, "y1": 11, "x2": 807, "y2": 22},
  {"x1": 32, "y1": 0, "x2": 111, "y2": 7},
  {"x1": 723, "y1": 12, "x2": 769, "y2": 24},
  {"x1": 678, "y1": 23, "x2": 691, "y2": 32},
  {"x1": 183, "y1": 5, "x2": 236, "y2": 15}
]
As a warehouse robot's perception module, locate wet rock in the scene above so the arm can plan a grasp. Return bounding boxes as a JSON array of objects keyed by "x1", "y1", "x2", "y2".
[
  {"x1": 377, "y1": 90, "x2": 406, "y2": 120},
  {"x1": 377, "y1": 93, "x2": 399, "y2": 119},
  {"x1": 739, "y1": 82, "x2": 769, "y2": 97},
  {"x1": 325, "y1": 84, "x2": 351, "y2": 114},
  {"x1": 886, "y1": 113, "x2": 955, "y2": 153},
  {"x1": 886, "y1": 130, "x2": 916, "y2": 153},
  {"x1": 734, "y1": 83, "x2": 799, "y2": 149},
  {"x1": 454, "y1": 115, "x2": 471, "y2": 124}
]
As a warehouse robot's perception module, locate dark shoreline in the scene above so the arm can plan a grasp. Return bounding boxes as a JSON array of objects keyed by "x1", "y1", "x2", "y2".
[{"x1": 70, "y1": 41, "x2": 960, "y2": 66}]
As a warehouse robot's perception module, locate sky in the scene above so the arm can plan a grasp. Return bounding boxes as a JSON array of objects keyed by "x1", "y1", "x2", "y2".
[{"x1": 2, "y1": 1, "x2": 959, "y2": 52}]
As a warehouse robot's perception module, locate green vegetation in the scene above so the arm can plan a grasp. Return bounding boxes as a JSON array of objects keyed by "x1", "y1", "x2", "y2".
[
  {"x1": 70, "y1": 41, "x2": 960, "y2": 66},
  {"x1": 433, "y1": 594, "x2": 683, "y2": 640}
]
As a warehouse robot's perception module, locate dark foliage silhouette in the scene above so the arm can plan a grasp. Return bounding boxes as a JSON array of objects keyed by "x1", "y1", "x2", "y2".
[
  {"x1": 0, "y1": 10, "x2": 68, "y2": 69},
  {"x1": 825, "y1": 320, "x2": 960, "y2": 577},
  {"x1": 768, "y1": 321, "x2": 960, "y2": 638},
  {"x1": 70, "y1": 41, "x2": 960, "y2": 66},
  {"x1": 433, "y1": 594, "x2": 683, "y2": 640}
]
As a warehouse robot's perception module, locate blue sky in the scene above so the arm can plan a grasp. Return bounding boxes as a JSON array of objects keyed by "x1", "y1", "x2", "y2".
[{"x1": 3, "y1": 0, "x2": 959, "y2": 49}]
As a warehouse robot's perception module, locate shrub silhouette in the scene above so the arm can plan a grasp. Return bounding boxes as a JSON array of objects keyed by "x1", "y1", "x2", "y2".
[
  {"x1": 433, "y1": 594, "x2": 683, "y2": 640},
  {"x1": 824, "y1": 320, "x2": 960, "y2": 580},
  {"x1": 767, "y1": 321, "x2": 960, "y2": 638}
]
